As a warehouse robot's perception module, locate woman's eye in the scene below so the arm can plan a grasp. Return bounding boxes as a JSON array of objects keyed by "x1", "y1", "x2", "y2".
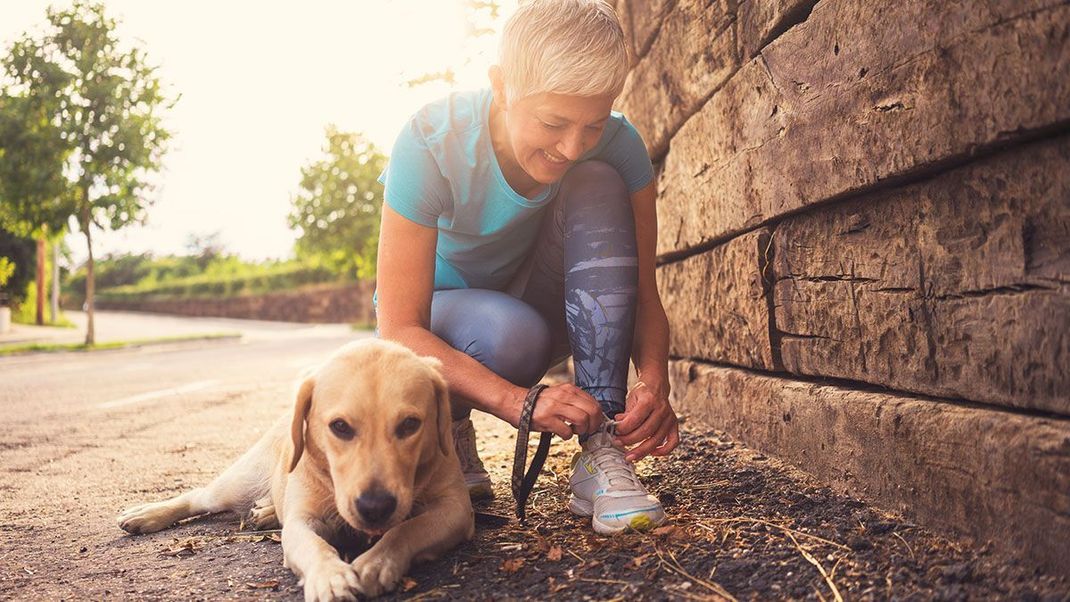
[
  {"x1": 396, "y1": 417, "x2": 422, "y2": 439},
  {"x1": 541, "y1": 121, "x2": 563, "y2": 130},
  {"x1": 329, "y1": 419, "x2": 354, "y2": 439}
]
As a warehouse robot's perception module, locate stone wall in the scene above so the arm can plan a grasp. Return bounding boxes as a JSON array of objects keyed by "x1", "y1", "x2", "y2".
[
  {"x1": 94, "y1": 281, "x2": 376, "y2": 325},
  {"x1": 614, "y1": 0, "x2": 1070, "y2": 574}
]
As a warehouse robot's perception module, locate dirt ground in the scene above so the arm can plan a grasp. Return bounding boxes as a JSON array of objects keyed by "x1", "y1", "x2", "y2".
[{"x1": 2, "y1": 346, "x2": 1067, "y2": 601}]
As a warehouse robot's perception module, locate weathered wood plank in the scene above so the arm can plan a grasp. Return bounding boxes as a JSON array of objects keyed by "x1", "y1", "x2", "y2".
[
  {"x1": 772, "y1": 136, "x2": 1070, "y2": 414},
  {"x1": 667, "y1": 360, "x2": 1070, "y2": 575},
  {"x1": 656, "y1": 0, "x2": 1070, "y2": 256},
  {"x1": 616, "y1": 0, "x2": 738, "y2": 160},
  {"x1": 658, "y1": 228, "x2": 775, "y2": 370}
]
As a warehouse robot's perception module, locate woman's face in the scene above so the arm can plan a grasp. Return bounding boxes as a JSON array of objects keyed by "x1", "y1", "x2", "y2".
[{"x1": 496, "y1": 90, "x2": 616, "y2": 189}]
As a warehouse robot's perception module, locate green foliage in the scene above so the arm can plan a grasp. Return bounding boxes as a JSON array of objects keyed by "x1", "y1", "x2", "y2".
[
  {"x1": 0, "y1": 93, "x2": 70, "y2": 236},
  {"x1": 0, "y1": 228, "x2": 36, "y2": 305},
  {"x1": 288, "y1": 126, "x2": 386, "y2": 280},
  {"x1": 0, "y1": 257, "x2": 14, "y2": 289},
  {"x1": 2, "y1": 1, "x2": 174, "y2": 342},
  {"x1": 64, "y1": 252, "x2": 343, "y2": 304},
  {"x1": 95, "y1": 261, "x2": 338, "y2": 302}
]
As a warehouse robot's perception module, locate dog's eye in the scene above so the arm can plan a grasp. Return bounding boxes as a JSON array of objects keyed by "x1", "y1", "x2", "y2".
[
  {"x1": 395, "y1": 417, "x2": 421, "y2": 439},
  {"x1": 329, "y1": 419, "x2": 355, "y2": 439}
]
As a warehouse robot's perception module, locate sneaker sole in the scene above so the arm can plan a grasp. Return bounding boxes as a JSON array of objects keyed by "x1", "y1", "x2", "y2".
[{"x1": 568, "y1": 495, "x2": 665, "y2": 535}]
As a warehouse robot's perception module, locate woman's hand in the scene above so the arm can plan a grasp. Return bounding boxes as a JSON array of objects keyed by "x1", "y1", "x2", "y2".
[
  {"x1": 505, "y1": 383, "x2": 605, "y2": 440},
  {"x1": 613, "y1": 378, "x2": 679, "y2": 462}
]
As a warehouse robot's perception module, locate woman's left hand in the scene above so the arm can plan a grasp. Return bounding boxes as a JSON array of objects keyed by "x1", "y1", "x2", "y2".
[{"x1": 613, "y1": 377, "x2": 679, "y2": 462}]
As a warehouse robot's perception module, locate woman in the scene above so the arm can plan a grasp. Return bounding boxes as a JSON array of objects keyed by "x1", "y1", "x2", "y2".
[{"x1": 375, "y1": 0, "x2": 678, "y2": 534}]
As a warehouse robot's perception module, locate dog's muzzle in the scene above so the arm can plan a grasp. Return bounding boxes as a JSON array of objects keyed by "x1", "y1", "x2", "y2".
[{"x1": 356, "y1": 488, "x2": 397, "y2": 526}]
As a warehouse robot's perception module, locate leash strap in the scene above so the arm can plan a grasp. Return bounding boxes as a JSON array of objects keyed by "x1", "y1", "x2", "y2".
[{"x1": 512, "y1": 383, "x2": 552, "y2": 524}]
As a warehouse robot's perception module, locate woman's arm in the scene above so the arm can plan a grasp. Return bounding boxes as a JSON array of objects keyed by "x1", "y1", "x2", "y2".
[
  {"x1": 613, "y1": 180, "x2": 680, "y2": 460},
  {"x1": 376, "y1": 205, "x2": 522, "y2": 421},
  {"x1": 375, "y1": 205, "x2": 602, "y2": 438}
]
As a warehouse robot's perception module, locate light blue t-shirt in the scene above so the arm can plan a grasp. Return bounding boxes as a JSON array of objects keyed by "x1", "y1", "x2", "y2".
[{"x1": 377, "y1": 87, "x2": 654, "y2": 294}]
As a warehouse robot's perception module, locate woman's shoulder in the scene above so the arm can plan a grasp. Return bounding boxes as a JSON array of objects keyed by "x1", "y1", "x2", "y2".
[{"x1": 407, "y1": 88, "x2": 492, "y2": 145}]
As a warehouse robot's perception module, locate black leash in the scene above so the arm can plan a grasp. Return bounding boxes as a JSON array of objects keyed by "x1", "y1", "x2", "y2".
[{"x1": 511, "y1": 383, "x2": 552, "y2": 524}]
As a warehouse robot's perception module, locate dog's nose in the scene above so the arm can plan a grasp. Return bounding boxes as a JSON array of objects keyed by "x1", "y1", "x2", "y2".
[{"x1": 356, "y1": 489, "x2": 397, "y2": 525}]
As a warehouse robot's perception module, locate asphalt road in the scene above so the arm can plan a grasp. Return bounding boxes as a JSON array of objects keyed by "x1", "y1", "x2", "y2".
[{"x1": 0, "y1": 321, "x2": 364, "y2": 600}]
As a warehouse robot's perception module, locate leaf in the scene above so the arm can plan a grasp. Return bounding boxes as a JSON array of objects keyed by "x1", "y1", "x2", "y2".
[
  {"x1": 547, "y1": 545, "x2": 563, "y2": 561},
  {"x1": 500, "y1": 558, "x2": 525, "y2": 573},
  {"x1": 632, "y1": 553, "x2": 651, "y2": 568},
  {"x1": 245, "y1": 579, "x2": 280, "y2": 591},
  {"x1": 402, "y1": 578, "x2": 418, "y2": 591},
  {"x1": 653, "y1": 525, "x2": 678, "y2": 537}
]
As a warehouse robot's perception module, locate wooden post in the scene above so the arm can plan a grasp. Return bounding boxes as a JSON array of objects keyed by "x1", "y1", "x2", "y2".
[{"x1": 36, "y1": 236, "x2": 45, "y2": 325}]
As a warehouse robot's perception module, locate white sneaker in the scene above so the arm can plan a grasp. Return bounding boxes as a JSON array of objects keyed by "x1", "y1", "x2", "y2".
[
  {"x1": 568, "y1": 426, "x2": 666, "y2": 534},
  {"x1": 452, "y1": 418, "x2": 494, "y2": 501}
]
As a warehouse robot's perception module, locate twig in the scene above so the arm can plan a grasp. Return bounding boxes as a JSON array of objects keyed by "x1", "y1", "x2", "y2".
[
  {"x1": 697, "y1": 518, "x2": 850, "y2": 551},
  {"x1": 786, "y1": 532, "x2": 844, "y2": 602},
  {"x1": 654, "y1": 546, "x2": 737, "y2": 602},
  {"x1": 577, "y1": 577, "x2": 633, "y2": 585},
  {"x1": 892, "y1": 531, "x2": 915, "y2": 561},
  {"x1": 566, "y1": 549, "x2": 584, "y2": 563},
  {"x1": 233, "y1": 528, "x2": 282, "y2": 536}
]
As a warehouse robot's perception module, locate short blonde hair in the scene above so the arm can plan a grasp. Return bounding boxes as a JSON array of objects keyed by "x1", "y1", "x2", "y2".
[{"x1": 499, "y1": 0, "x2": 629, "y2": 104}]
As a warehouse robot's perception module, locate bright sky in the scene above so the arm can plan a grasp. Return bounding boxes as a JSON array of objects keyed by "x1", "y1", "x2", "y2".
[{"x1": 1, "y1": 0, "x2": 516, "y2": 263}]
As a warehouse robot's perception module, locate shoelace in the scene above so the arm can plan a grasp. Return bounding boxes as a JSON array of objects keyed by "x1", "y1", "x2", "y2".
[{"x1": 588, "y1": 444, "x2": 644, "y2": 492}]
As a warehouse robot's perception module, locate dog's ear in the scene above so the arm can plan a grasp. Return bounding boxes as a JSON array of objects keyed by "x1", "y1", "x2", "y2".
[
  {"x1": 289, "y1": 375, "x2": 315, "y2": 473},
  {"x1": 421, "y1": 356, "x2": 452, "y2": 457}
]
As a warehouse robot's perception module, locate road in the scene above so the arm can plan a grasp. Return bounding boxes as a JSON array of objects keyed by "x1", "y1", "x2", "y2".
[{"x1": 0, "y1": 320, "x2": 362, "y2": 600}]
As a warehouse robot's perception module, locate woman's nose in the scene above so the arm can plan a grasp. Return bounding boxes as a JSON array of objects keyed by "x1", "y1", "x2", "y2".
[{"x1": 556, "y1": 129, "x2": 585, "y2": 160}]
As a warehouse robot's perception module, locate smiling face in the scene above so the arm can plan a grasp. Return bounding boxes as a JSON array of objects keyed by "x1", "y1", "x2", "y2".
[{"x1": 489, "y1": 66, "x2": 615, "y2": 197}]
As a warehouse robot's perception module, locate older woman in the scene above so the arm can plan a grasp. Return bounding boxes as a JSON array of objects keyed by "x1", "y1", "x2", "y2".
[{"x1": 375, "y1": 0, "x2": 678, "y2": 534}]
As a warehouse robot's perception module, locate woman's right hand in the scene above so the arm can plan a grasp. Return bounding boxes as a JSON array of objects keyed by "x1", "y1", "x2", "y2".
[{"x1": 510, "y1": 383, "x2": 605, "y2": 440}]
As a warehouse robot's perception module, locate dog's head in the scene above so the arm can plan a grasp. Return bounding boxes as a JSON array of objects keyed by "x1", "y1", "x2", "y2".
[{"x1": 287, "y1": 338, "x2": 451, "y2": 535}]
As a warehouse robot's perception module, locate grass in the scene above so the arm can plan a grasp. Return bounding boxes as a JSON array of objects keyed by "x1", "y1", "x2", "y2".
[{"x1": 0, "y1": 332, "x2": 241, "y2": 356}]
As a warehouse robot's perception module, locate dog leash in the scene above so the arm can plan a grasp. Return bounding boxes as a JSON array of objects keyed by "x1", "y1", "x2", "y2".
[{"x1": 511, "y1": 383, "x2": 552, "y2": 524}]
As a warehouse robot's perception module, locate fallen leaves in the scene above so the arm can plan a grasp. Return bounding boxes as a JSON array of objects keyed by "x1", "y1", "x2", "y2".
[
  {"x1": 245, "y1": 579, "x2": 280, "y2": 591},
  {"x1": 500, "y1": 557, "x2": 525, "y2": 573}
]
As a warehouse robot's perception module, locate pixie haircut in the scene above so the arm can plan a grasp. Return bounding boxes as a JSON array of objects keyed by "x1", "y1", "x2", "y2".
[{"x1": 499, "y1": 0, "x2": 629, "y2": 104}]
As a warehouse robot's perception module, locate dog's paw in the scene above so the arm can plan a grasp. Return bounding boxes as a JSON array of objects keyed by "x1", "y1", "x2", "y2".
[
  {"x1": 351, "y1": 548, "x2": 407, "y2": 598},
  {"x1": 117, "y1": 502, "x2": 178, "y2": 534},
  {"x1": 248, "y1": 499, "x2": 279, "y2": 530},
  {"x1": 302, "y1": 558, "x2": 359, "y2": 602}
]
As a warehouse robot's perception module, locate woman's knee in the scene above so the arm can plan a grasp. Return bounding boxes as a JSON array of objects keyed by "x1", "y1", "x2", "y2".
[
  {"x1": 466, "y1": 308, "x2": 552, "y2": 387},
  {"x1": 559, "y1": 160, "x2": 629, "y2": 206},
  {"x1": 432, "y1": 290, "x2": 553, "y2": 387}
]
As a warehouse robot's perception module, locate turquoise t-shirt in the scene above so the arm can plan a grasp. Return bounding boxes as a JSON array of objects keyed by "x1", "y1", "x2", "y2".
[{"x1": 377, "y1": 87, "x2": 654, "y2": 294}]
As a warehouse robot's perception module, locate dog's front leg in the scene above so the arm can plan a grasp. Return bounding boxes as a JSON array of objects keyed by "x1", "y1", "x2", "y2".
[
  {"x1": 282, "y1": 518, "x2": 359, "y2": 602},
  {"x1": 351, "y1": 492, "x2": 473, "y2": 597}
]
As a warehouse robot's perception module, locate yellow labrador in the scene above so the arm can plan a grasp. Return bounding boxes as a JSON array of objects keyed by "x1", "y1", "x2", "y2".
[{"x1": 117, "y1": 339, "x2": 475, "y2": 600}]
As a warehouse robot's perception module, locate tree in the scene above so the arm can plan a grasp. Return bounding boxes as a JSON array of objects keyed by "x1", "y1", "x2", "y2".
[
  {"x1": 288, "y1": 126, "x2": 386, "y2": 280},
  {"x1": 1, "y1": 1, "x2": 173, "y2": 343}
]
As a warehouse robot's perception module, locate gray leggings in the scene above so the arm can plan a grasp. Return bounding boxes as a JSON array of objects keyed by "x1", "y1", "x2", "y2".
[{"x1": 430, "y1": 160, "x2": 638, "y2": 418}]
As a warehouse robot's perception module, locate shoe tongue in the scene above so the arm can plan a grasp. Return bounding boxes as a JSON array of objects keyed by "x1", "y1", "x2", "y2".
[{"x1": 582, "y1": 430, "x2": 617, "y2": 452}]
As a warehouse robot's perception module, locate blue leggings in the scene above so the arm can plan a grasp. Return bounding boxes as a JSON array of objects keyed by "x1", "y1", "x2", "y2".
[{"x1": 431, "y1": 160, "x2": 638, "y2": 418}]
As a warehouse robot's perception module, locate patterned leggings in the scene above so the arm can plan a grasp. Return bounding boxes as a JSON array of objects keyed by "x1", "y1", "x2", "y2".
[{"x1": 430, "y1": 160, "x2": 639, "y2": 417}]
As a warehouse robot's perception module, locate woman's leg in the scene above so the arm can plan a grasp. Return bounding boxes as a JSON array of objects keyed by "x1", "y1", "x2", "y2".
[
  {"x1": 514, "y1": 160, "x2": 638, "y2": 418},
  {"x1": 428, "y1": 288, "x2": 553, "y2": 419}
]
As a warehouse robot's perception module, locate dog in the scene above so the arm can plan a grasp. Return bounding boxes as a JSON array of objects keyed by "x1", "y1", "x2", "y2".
[{"x1": 117, "y1": 339, "x2": 475, "y2": 600}]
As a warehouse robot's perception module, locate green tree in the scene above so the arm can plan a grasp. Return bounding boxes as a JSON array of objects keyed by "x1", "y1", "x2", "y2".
[
  {"x1": 2, "y1": 1, "x2": 174, "y2": 343},
  {"x1": 288, "y1": 126, "x2": 386, "y2": 280}
]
